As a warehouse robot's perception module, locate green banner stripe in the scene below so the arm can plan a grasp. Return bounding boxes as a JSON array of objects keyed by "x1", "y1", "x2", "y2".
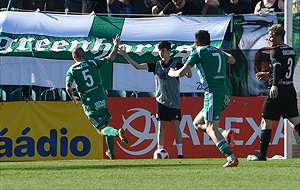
[{"x1": 89, "y1": 16, "x2": 124, "y2": 39}]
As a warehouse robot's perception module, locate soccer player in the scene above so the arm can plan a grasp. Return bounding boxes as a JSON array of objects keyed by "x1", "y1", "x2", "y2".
[
  {"x1": 247, "y1": 24, "x2": 300, "y2": 161},
  {"x1": 168, "y1": 30, "x2": 238, "y2": 167},
  {"x1": 118, "y1": 40, "x2": 192, "y2": 158},
  {"x1": 65, "y1": 34, "x2": 128, "y2": 160}
]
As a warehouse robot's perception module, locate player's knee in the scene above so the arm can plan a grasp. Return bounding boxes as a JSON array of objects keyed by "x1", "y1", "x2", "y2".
[
  {"x1": 193, "y1": 121, "x2": 199, "y2": 129},
  {"x1": 261, "y1": 118, "x2": 273, "y2": 130},
  {"x1": 194, "y1": 122, "x2": 206, "y2": 132},
  {"x1": 97, "y1": 125, "x2": 106, "y2": 135}
]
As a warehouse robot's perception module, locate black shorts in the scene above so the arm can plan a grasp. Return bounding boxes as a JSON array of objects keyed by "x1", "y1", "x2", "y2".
[
  {"x1": 156, "y1": 102, "x2": 181, "y2": 122},
  {"x1": 262, "y1": 85, "x2": 299, "y2": 121}
]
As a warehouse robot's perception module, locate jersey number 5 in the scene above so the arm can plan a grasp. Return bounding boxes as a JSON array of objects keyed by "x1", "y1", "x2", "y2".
[{"x1": 82, "y1": 69, "x2": 94, "y2": 87}]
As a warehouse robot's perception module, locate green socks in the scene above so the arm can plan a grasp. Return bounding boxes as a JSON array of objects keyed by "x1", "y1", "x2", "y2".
[
  {"x1": 218, "y1": 128, "x2": 224, "y2": 134},
  {"x1": 101, "y1": 126, "x2": 119, "y2": 156},
  {"x1": 106, "y1": 136, "x2": 115, "y2": 155},
  {"x1": 216, "y1": 128, "x2": 232, "y2": 157},
  {"x1": 216, "y1": 140, "x2": 232, "y2": 157}
]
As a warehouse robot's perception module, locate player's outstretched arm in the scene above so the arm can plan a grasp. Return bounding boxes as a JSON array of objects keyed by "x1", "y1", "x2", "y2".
[
  {"x1": 186, "y1": 69, "x2": 192, "y2": 78},
  {"x1": 118, "y1": 46, "x2": 149, "y2": 70},
  {"x1": 107, "y1": 34, "x2": 121, "y2": 62},
  {"x1": 217, "y1": 46, "x2": 235, "y2": 64},
  {"x1": 182, "y1": 57, "x2": 192, "y2": 78},
  {"x1": 169, "y1": 64, "x2": 192, "y2": 78}
]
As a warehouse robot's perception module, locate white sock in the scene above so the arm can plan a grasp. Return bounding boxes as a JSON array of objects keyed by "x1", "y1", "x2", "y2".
[
  {"x1": 176, "y1": 144, "x2": 183, "y2": 155},
  {"x1": 158, "y1": 145, "x2": 164, "y2": 149}
]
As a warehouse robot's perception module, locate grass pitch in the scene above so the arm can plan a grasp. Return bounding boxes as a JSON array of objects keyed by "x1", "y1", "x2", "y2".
[{"x1": 0, "y1": 158, "x2": 299, "y2": 190}]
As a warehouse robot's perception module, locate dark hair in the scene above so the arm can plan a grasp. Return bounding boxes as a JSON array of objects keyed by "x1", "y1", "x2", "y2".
[
  {"x1": 195, "y1": 30, "x2": 210, "y2": 46},
  {"x1": 268, "y1": 24, "x2": 285, "y2": 40},
  {"x1": 158, "y1": 41, "x2": 171, "y2": 50},
  {"x1": 72, "y1": 47, "x2": 85, "y2": 59}
]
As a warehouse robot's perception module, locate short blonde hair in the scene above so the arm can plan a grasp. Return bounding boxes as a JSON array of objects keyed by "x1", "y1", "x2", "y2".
[{"x1": 268, "y1": 24, "x2": 285, "y2": 39}]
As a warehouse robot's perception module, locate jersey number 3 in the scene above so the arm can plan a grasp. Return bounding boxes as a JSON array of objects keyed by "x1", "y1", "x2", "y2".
[{"x1": 285, "y1": 58, "x2": 293, "y2": 79}]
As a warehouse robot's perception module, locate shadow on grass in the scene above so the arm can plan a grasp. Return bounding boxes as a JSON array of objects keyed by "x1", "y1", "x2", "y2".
[{"x1": 0, "y1": 161, "x2": 217, "y2": 171}]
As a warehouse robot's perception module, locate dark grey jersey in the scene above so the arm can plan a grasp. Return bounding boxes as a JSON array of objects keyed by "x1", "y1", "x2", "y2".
[{"x1": 148, "y1": 59, "x2": 183, "y2": 109}]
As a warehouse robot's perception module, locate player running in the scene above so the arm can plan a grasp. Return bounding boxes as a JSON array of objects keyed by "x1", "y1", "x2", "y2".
[
  {"x1": 168, "y1": 30, "x2": 238, "y2": 167},
  {"x1": 65, "y1": 34, "x2": 128, "y2": 160}
]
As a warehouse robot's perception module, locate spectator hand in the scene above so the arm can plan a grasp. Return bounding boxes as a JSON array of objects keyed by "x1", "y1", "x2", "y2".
[
  {"x1": 205, "y1": 0, "x2": 220, "y2": 7},
  {"x1": 152, "y1": 5, "x2": 160, "y2": 15}
]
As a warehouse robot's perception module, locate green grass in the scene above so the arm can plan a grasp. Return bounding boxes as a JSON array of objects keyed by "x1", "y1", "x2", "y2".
[{"x1": 0, "y1": 158, "x2": 299, "y2": 190}]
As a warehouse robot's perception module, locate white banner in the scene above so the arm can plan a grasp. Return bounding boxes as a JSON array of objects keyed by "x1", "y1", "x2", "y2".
[
  {"x1": 115, "y1": 15, "x2": 232, "y2": 92},
  {"x1": 0, "y1": 11, "x2": 231, "y2": 91},
  {"x1": 0, "y1": 11, "x2": 94, "y2": 37},
  {"x1": 121, "y1": 16, "x2": 231, "y2": 42},
  {"x1": 0, "y1": 57, "x2": 73, "y2": 88}
]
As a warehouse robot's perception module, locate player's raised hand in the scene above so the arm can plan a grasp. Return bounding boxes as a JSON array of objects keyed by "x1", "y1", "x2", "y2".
[{"x1": 113, "y1": 34, "x2": 120, "y2": 47}]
